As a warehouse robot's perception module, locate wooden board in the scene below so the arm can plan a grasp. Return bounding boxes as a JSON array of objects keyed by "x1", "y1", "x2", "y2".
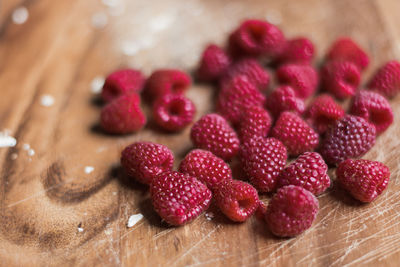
[{"x1": 1, "y1": 0, "x2": 400, "y2": 266}]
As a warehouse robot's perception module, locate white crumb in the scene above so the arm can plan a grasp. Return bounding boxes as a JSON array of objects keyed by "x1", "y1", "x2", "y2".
[
  {"x1": 12, "y1": 7, "x2": 29, "y2": 25},
  {"x1": 149, "y1": 14, "x2": 173, "y2": 32},
  {"x1": 90, "y1": 76, "x2": 105, "y2": 93},
  {"x1": 104, "y1": 227, "x2": 113, "y2": 235},
  {"x1": 91, "y1": 12, "x2": 108, "y2": 29},
  {"x1": 77, "y1": 227, "x2": 84, "y2": 233},
  {"x1": 205, "y1": 212, "x2": 214, "y2": 221},
  {"x1": 11, "y1": 153, "x2": 18, "y2": 160},
  {"x1": 127, "y1": 214, "x2": 143, "y2": 228},
  {"x1": 112, "y1": 191, "x2": 118, "y2": 196},
  {"x1": 0, "y1": 131, "x2": 17, "y2": 148},
  {"x1": 22, "y1": 143, "x2": 30, "y2": 150},
  {"x1": 84, "y1": 166, "x2": 95, "y2": 174},
  {"x1": 28, "y1": 148, "x2": 35, "y2": 156},
  {"x1": 40, "y1": 94, "x2": 55, "y2": 107},
  {"x1": 121, "y1": 41, "x2": 140, "y2": 56}
]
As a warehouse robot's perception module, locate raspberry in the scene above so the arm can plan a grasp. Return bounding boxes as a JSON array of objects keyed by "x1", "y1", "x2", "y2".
[
  {"x1": 320, "y1": 61, "x2": 361, "y2": 99},
  {"x1": 277, "y1": 37, "x2": 315, "y2": 65},
  {"x1": 305, "y1": 94, "x2": 345, "y2": 134},
  {"x1": 326, "y1": 38, "x2": 369, "y2": 71},
  {"x1": 100, "y1": 94, "x2": 146, "y2": 134},
  {"x1": 179, "y1": 149, "x2": 232, "y2": 191},
  {"x1": 367, "y1": 60, "x2": 400, "y2": 99},
  {"x1": 276, "y1": 64, "x2": 318, "y2": 99},
  {"x1": 319, "y1": 115, "x2": 376, "y2": 165},
  {"x1": 238, "y1": 106, "x2": 272, "y2": 143},
  {"x1": 265, "y1": 85, "x2": 305, "y2": 118},
  {"x1": 152, "y1": 94, "x2": 196, "y2": 132},
  {"x1": 197, "y1": 44, "x2": 231, "y2": 81},
  {"x1": 217, "y1": 75, "x2": 266, "y2": 125},
  {"x1": 214, "y1": 179, "x2": 259, "y2": 222},
  {"x1": 150, "y1": 171, "x2": 212, "y2": 226},
  {"x1": 121, "y1": 142, "x2": 174, "y2": 185},
  {"x1": 349, "y1": 91, "x2": 393, "y2": 134},
  {"x1": 265, "y1": 185, "x2": 319, "y2": 237},
  {"x1": 277, "y1": 152, "x2": 330, "y2": 195},
  {"x1": 145, "y1": 69, "x2": 191, "y2": 101},
  {"x1": 101, "y1": 69, "x2": 146, "y2": 103},
  {"x1": 336, "y1": 159, "x2": 390, "y2": 202},
  {"x1": 271, "y1": 111, "x2": 319, "y2": 156},
  {"x1": 190, "y1": 113, "x2": 240, "y2": 160},
  {"x1": 240, "y1": 137, "x2": 287, "y2": 192}
]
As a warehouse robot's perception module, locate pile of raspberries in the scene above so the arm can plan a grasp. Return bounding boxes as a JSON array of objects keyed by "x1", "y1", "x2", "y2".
[{"x1": 98, "y1": 19, "x2": 397, "y2": 237}]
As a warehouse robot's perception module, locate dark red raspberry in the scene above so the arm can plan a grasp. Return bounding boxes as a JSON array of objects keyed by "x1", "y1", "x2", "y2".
[
  {"x1": 121, "y1": 142, "x2": 174, "y2": 185},
  {"x1": 179, "y1": 149, "x2": 232, "y2": 191},
  {"x1": 101, "y1": 69, "x2": 146, "y2": 103},
  {"x1": 240, "y1": 137, "x2": 287, "y2": 192},
  {"x1": 265, "y1": 85, "x2": 305, "y2": 118},
  {"x1": 190, "y1": 113, "x2": 240, "y2": 160},
  {"x1": 265, "y1": 185, "x2": 319, "y2": 237},
  {"x1": 349, "y1": 91, "x2": 393, "y2": 134},
  {"x1": 214, "y1": 179, "x2": 259, "y2": 222},
  {"x1": 336, "y1": 159, "x2": 390, "y2": 202},
  {"x1": 276, "y1": 64, "x2": 318, "y2": 99},
  {"x1": 271, "y1": 111, "x2": 319, "y2": 156},
  {"x1": 152, "y1": 94, "x2": 196, "y2": 132},
  {"x1": 326, "y1": 38, "x2": 369, "y2": 71},
  {"x1": 150, "y1": 171, "x2": 212, "y2": 226},
  {"x1": 319, "y1": 115, "x2": 376, "y2": 165},
  {"x1": 320, "y1": 61, "x2": 361, "y2": 99},
  {"x1": 305, "y1": 94, "x2": 345, "y2": 134},
  {"x1": 277, "y1": 37, "x2": 315, "y2": 65},
  {"x1": 217, "y1": 75, "x2": 266, "y2": 125},
  {"x1": 367, "y1": 60, "x2": 400, "y2": 99},
  {"x1": 238, "y1": 106, "x2": 272, "y2": 143},
  {"x1": 145, "y1": 69, "x2": 191, "y2": 101},
  {"x1": 100, "y1": 94, "x2": 146, "y2": 134},
  {"x1": 197, "y1": 44, "x2": 231, "y2": 81},
  {"x1": 277, "y1": 152, "x2": 330, "y2": 195}
]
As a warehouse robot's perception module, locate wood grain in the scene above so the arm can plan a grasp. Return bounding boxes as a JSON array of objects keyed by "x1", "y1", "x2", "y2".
[{"x1": 0, "y1": 0, "x2": 400, "y2": 266}]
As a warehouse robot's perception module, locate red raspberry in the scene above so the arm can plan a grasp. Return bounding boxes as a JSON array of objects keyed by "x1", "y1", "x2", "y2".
[
  {"x1": 190, "y1": 113, "x2": 240, "y2": 160},
  {"x1": 238, "y1": 106, "x2": 272, "y2": 143},
  {"x1": 240, "y1": 137, "x2": 287, "y2": 192},
  {"x1": 100, "y1": 94, "x2": 146, "y2": 134},
  {"x1": 271, "y1": 111, "x2": 319, "y2": 156},
  {"x1": 265, "y1": 185, "x2": 319, "y2": 237},
  {"x1": 197, "y1": 44, "x2": 231, "y2": 81},
  {"x1": 367, "y1": 60, "x2": 400, "y2": 99},
  {"x1": 276, "y1": 64, "x2": 318, "y2": 99},
  {"x1": 214, "y1": 179, "x2": 259, "y2": 222},
  {"x1": 265, "y1": 85, "x2": 305, "y2": 118},
  {"x1": 319, "y1": 115, "x2": 376, "y2": 165},
  {"x1": 349, "y1": 91, "x2": 393, "y2": 134},
  {"x1": 277, "y1": 37, "x2": 315, "y2": 65},
  {"x1": 179, "y1": 149, "x2": 232, "y2": 191},
  {"x1": 152, "y1": 94, "x2": 196, "y2": 132},
  {"x1": 336, "y1": 159, "x2": 390, "y2": 203},
  {"x1": 217, "y1": 75, "x2": 266, "y2": 125},
  {"x1": 326, "y1": 38, "x2": 369, "y2": 71},
  {"x1": 150, "y1": 171, "x2": 212, "y2": 226},
  {"x1": 305, "y1": 94, "x2": 345, "y2": 134},
  {"x1": 145, "y1": 69, "x2": 191, "y2": 101},
  {"x1": 121, "y1": 142, "x2": 174, "y2": 185},
  {"x1": 277, "y1": 152, "x2": 330, "y2": 195},
  {"x1": 320, "y1": 61, "x2": 361, "y2": 99},
  {"x1": 101, "y1": 69, "x2": 146, "y2": 103}
]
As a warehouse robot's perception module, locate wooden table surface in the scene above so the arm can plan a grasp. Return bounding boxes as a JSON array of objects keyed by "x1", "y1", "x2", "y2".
[{"x1": 1, "y1": 0, "x2": 400, "y2": 266}]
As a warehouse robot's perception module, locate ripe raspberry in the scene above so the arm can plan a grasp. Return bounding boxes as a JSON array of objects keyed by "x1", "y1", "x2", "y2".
[
  {"x1": 367, "y1": 60, "x2": 400, "y2": 98},
  {"x1": 220, "y1": 59, "x2": 270, "y2": 92},
  {"x1": 271, "y1": 111, "x2": 319, "y2": 156},
  {"x1": 214, "y1": 179, "x2": 259, "y2": 222},
  {"x1": 238, "y1": 106, "x2": 272, "y2": 143},
  {"x1": 145, "y1": 69, "x2": 191, "y2": 101},
  {"x1": 240, "y1": 137, "x2": 287, "y2": 192},
  {"x1": 349, "y1": 91, "x2": 393, "y2": 134},
  {"x1": 150, "y1": 171, "x2": 212, "y2": 226},
  {"x1": 305, "y1": 94, "x2": 345, "y2": 134},
  {"x1": 265, "y1": 85, "x2": 305, "y2": 118},
  {"x1": 277, "y1": 152, "x2": 330, "y2": 195},
  {"x1": 336, "y1": 159, "x2": 390, "y2": 202},
  {"x1": 121, "y1": 142, "x2": 174, "y2": 185},
  {"x1": 100, "y1": 94, "x2": 146, "y2": 134},
  {"x1": 101, "y1": 69, "x2": 146, "y2": 103},
  {"x1": 277, "y1": 37, "x2": 315, "y2": 65},
  {"x1": 197, "y1": 44, "x2": 231, "y2": 81},
  {"x1": 320, "y1": 61, "x2": 361, "y2": 99},
  {"x1": 326, "y1": 38, "x2": 369, "y2": 71},
  {"x1": 276, "y1": 64, "x2": 318, "y2": 99},
  {"x1": 319, "y1": 115, "x2": 376, "y2": 165},
  {"x1": 152, "y1": 94, "x2": 196, "y2": 132},
  {"x1": 179, "y1": 149, "x2": 232, "y2": 191},
  {"x1": 265, "y1": 185, "x2": 319, "y2": 237},
  {"x1": 217, "y1": 75, "x2": 266, "y2": 125},
  {"x1": 190, "y1": 113, "x2": 240, "y2": 160}
]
